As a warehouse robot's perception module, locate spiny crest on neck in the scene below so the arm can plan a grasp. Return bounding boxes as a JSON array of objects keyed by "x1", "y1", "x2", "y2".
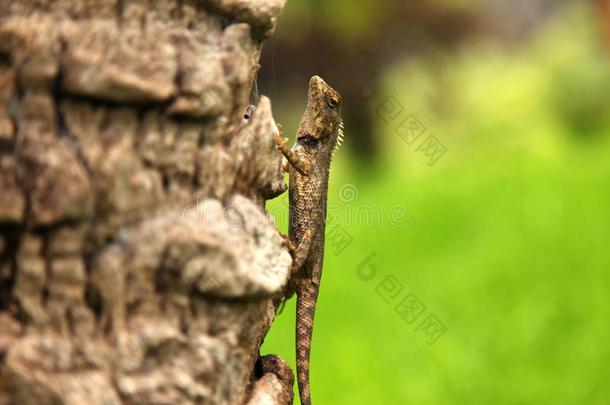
[{"x1": 332, "y1": 119, "x2": 344, "y2": 157}]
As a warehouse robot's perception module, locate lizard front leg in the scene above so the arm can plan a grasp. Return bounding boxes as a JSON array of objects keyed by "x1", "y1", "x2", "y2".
[{"x1": 274, "y1": 126, "x2": 311, "y2": 175}]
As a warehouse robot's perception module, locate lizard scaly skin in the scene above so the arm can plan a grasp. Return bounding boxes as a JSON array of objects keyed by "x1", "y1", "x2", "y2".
[{"x1": 275, "y1": 76, "x2": 343, "y2": 405}]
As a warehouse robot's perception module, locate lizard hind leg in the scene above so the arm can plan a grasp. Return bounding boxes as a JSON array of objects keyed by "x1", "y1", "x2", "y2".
[
  {"x1": 276, "y1": 297, "x2": 288, "y2": 315},
  {"x1": 279, "y1": 232, "x2": 296, "y2": 257},
  {"x1": 275, "y1": 276, "x2": 296, "y2": 315},
  {"x1": 273, "y1": 228, "x2": 312, "y2": 315},
  {"x1": 291, "y1": 228, "x2": 313, "y2": 275}
]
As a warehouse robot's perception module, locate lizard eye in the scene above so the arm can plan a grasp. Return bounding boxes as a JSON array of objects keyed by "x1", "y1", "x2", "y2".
[
  {"x1": 298, "y1": 134, "x2": 318, "y2": 148},
  {"x1": 327, "y1": 97, "x2": 339, "y2": 109}
]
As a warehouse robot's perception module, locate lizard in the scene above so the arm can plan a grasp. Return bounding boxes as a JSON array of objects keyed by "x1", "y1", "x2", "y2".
[{"x1": 274, "y1": 75, "x2": 343, "y2": 405}]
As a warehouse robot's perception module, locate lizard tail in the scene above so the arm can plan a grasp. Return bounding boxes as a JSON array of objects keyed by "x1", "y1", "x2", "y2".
[{"x1": 296, "y1": 280, "x2": 319, "y2": 405}]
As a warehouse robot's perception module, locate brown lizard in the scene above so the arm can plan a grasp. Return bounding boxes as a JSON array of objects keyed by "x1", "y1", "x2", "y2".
[{"x1": 274, "y1": 75, "x2": 343, "y2": 405}]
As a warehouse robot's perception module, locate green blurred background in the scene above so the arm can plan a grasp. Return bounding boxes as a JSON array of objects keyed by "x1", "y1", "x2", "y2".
[{"x1": 260, "y1": 0, "x2": 610, "y2": 403}]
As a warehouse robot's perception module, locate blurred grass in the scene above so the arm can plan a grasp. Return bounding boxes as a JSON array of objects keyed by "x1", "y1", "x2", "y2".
[{"x1": 263, "y1": 4, "x2": 610, "y2": 404}]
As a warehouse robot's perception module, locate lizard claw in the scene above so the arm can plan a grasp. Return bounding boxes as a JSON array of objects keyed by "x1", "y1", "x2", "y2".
[
  {"x1": 276, "y1": 297, "x2": 288, "y2": 315},
  {"x1": 274, "y1": 134, "x2": 288, "y2": 149},
  {"x1": 274, "y1": 124, "x2": 289, "y2": 148}
]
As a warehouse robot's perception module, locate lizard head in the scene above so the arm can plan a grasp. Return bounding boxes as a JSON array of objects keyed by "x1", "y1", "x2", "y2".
[{"x1": 296, "y1": 75, "x2": 344, "y2": 160}]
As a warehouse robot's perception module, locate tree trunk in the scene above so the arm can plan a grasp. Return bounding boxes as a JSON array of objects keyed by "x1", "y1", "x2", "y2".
[{"x1": 0, "y1": 1, "x2": 293, "y2": 404}]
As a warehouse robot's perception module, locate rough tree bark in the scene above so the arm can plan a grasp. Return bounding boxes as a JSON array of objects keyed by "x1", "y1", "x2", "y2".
[{"x1": 0, "y1": 1, "x2": 294, "y2": 404}]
